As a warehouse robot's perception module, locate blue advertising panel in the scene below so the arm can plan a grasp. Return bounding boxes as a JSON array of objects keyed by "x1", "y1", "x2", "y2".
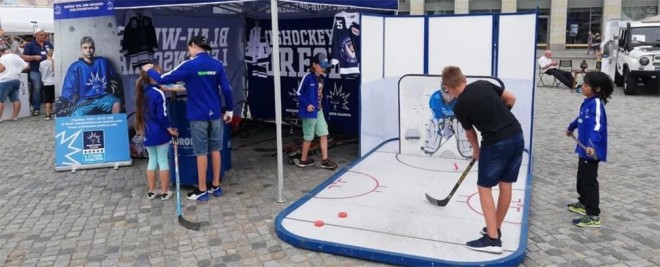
[
  {"x1": 55, "y1": 114, "x2": 131, "y2": 170},
  {"x1": 54, "y1": 0, "x2": 114, "y2": 20},
  {"x1": 246, "y1": 17, "x2": 360, "y2": 136}
]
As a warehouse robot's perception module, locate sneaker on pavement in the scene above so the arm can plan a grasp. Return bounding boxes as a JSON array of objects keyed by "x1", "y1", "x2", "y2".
[
  {"x1": 320, "y1": 159, "x2": 338, "y2": 169},
  {"x1": 295, "y1": 158, "x2": 315, "y2": 168},
  {"x1": 45, "y1": 114, "x2": 51, "y2": 120},
  {"x1": 147, "y1": 192, "x2": 157, "y2": 200},
  {"x1": 466, "y1": 235, "x2": 503, "y2": 254},
  {"x1": 160, "y1": 190, "x2": 172, "y2": 200},
  {"x1": 208, "y1": 185, "x2": 223, "y2": 197},
  {"x1": 186, "y1": 188, "x2": 209, "y2": 201},
  {"x1": 573, "y1": 215, "x2": 601, "y2": 228},
  {"x1": 32, "y1": 110, "x2": 40, "y2": 116},
  {"x1": 479, "y1": 227, "x2": 502, "y2": 238},
  {"x1": 567, "y1": 202, "x2": 587, "y2": 216}
]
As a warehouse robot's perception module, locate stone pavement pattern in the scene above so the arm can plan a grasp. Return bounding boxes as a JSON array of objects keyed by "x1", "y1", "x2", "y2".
[{"x1": 0, "y1": 84, "x2": 658, "y2": 266}]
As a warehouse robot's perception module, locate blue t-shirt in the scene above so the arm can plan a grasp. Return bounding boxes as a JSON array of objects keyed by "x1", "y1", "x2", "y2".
[{"x1": 23, "y1": 40, "x2": 53, "y2": 72}]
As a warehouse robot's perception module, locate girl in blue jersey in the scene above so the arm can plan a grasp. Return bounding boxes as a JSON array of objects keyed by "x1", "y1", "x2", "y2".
[
  {"x1": 134, "y1": 66, "x2": 178, "y2": 200},
  {"x1": 565, "y1": 71, "x2": 613, "y2": 228}
]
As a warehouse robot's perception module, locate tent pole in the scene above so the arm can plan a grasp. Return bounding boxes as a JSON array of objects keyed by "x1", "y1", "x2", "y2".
[{"x1": 271, "y1": 0, "x2": 286, "y2": 203}]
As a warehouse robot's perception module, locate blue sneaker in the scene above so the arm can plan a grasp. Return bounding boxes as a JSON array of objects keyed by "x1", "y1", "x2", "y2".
[
  {"x1": 466, "y1": 235, "x2": 503, "y2": 254},
  {"x1": 208, "y1": 185, "x2": 223, "y2": 197},
  {"x1": 186, "y1": 188, "x2": 209, "y2": 201}
]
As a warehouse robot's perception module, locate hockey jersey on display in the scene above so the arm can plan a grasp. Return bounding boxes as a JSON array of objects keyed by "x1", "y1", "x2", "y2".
[
  {"x1": 331, "y1": 11, "x2": 360, "y2": 78},
  {"x1": 244, "y1": 25, "x2": 272, "y2": 78},
  {"x1": 121, "y1": 10, "x2": 158, "y2": 67}
]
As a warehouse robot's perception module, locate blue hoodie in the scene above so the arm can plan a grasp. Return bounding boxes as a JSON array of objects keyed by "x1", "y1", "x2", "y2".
[
  {"x1": 296, "y1": 73, "x2": 329, "y2": 119},
  {"x1": 147, "y1": 52, "x2": 233, "y2": 121},
  {"x1": 142, "y1": 84, "x2": 172, "y2": 147},
  {"x1": 567, "y1": 96, "x2": 608, "y2": 161}
]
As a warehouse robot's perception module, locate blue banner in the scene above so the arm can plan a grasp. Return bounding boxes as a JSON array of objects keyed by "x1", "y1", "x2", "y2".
[
  {"x1": 111, "y1": 0, "x2": 398, "y2": 11},
  {"x1": 54, "y1": 0, "x2": 115, "y2": 20},
  {"x1": 247, "y1": 17, "x2": 359, "y2": 136},
  {"x1": 55, "y1": 114, "x2": 131, "y2": 170},
  {"x1": 114, "y1": 9, "x2": 245, "y2": 157}
]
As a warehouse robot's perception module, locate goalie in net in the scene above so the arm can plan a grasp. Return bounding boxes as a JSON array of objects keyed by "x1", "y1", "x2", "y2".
[{"x1": 420, "y1": 86, "x2": 473, "y2": 158}]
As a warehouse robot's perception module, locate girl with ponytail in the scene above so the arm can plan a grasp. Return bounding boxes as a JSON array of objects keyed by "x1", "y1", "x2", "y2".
[{"x1": 135, "y1": 65, "x2": 178, "y2": 200}]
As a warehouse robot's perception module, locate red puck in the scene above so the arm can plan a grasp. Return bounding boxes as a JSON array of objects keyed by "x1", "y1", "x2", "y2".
[
  {"x1": 338, "y1": 212, "x2": 348, "y2": 218},
  {"x1": 454, "y1": 162, "x2": 459, "y2": 170},
  {"x1": 314, "y1": 220, "x2": 324, "y2": 227}
]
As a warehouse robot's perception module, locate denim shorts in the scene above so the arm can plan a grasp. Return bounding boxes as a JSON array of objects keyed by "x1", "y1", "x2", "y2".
[
  {"x1": 190, "y1": 119, "x2": 223, "y2": 155},
  {"x1": 477, "y1": 133, "x2": 524, "y2": 187},
  {"x1": 0, "y1": 80, "x2": 20, "y2": 102},
  {"x1": 302, "y1": 110, "x2": 329, "y2": 141}
]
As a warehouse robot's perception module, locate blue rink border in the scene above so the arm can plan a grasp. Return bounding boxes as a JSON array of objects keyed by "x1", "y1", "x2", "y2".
[{"x1": 275, "y1": 139, "x2": 533, "y2": 266}]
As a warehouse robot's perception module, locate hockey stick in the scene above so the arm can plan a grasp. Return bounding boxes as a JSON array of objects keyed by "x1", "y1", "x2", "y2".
[
  {"x1": 173, "y1": 137, "x2": 202, "y2": 231},
  {"x1": 571, "y1": 135, "x2": 598, "y2": 160},
  {"x1": 425, "y1": 158, "x2": 476, "y2": 207}
]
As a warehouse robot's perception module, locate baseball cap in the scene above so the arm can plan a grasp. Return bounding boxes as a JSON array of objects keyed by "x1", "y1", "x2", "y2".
[
  {"x1": 188, "y1": 35, "x2": 212, "y2": 51},
  {"x1": 34, "y1": 28, "x2": 45, "y2": 36},
  {"x1": 312, "y1": 52, "x2": 331, "y2": 68}
]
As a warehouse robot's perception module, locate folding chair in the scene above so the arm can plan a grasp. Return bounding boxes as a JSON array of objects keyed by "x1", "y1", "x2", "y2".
[
  {"x1": 558, "y1": 59, "x2": 573, "y2": 71},
  {"x1": 537, "y1": 65, "x2": 559, "y2": 87}
]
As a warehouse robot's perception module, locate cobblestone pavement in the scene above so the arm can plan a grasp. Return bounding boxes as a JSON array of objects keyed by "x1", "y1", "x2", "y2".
[{"x1": 0, "y1": 82, "x2": 658, "y2": 266}]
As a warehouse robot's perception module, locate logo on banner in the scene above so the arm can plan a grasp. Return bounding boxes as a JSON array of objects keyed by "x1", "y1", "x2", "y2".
[
  {"x1": 83, "y1": 130, "x2": 105, "y2": 163},
  {"x1": 54, "y1": 5, "x2": 62, "y2": 15},
  {"x1": 328, "y1": 83, "x2": 351, "y2": 117},
  {"x1": 106, "y1": 0, "x2": 114, "y2": 10}
]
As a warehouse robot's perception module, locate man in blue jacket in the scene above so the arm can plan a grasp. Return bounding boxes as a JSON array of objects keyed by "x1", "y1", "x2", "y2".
[
  {"x1": 142, "y1": 35, "x2": 233, "y2": 201},
  {"x1": 295, "y1": 52, "x2": 337, "y2": 170}
]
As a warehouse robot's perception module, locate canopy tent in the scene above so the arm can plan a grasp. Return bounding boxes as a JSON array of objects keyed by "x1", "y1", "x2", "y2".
[
  {"x1": 109, "y1": 0, "x2": 398, "y2": 202},
  {"x1": 0, "y1": 7, "x2": 54, "y2": 35}
]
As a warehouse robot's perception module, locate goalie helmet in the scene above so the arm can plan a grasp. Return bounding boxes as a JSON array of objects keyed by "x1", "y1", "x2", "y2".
[{"x1": 429, "y1": 89, "x2": 456, "y2": 120}]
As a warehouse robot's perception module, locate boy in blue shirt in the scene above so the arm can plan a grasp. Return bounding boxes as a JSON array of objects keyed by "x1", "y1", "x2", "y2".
[{"x1": 294, "y1": 52, "x2": 337, "y2": 170}]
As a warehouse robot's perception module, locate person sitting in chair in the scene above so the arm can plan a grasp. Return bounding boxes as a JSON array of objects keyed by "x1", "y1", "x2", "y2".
[{"x1": 537, "y1": 50, "x2": 574, "y2": 89}]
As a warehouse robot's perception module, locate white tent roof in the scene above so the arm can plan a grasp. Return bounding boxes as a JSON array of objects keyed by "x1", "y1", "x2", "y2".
[{"x1": 0, "y1": 7, "x2": 54, "y2": 35}]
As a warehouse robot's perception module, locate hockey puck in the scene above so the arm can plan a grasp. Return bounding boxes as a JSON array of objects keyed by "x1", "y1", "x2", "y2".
[
  {"x1": 338, "y1": 212, "x2": 348, "y2": 218},
  {"x1": 314, "y1": 220, "x2": 324, "y2": 227},
  {"x1": 453, "y1": 162, "x2": 459, "y2": 170}
]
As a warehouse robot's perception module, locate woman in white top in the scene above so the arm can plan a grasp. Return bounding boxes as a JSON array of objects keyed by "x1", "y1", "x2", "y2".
[{"x1": 0, "y1": 44, "x2": 29, "y2": 121}]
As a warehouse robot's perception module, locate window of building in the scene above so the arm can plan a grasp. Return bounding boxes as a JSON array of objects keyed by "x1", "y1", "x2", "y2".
[
  {"x1": 621, "y1": 6, "x2": 658, "y2": 21},
  {"x1": 566, "y1": 7, "x2": 602, "y2": 45}
]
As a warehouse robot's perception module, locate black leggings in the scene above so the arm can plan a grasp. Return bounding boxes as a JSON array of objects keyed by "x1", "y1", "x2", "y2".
[{"x1": 576, "y1": 158, "x2": 600, "y2": 216}]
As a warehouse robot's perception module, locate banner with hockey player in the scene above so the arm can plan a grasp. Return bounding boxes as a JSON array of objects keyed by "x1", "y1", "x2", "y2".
[
  {"x1": 53, "y1": 0, "x2": 131, "y2": 171},
  {"x1": 246, "y1": 16, "x2": 360, "y2": 136}
]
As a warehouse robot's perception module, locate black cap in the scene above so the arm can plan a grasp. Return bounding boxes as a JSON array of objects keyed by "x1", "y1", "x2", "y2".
[
  {"x1": 188, "y1": 35, "x2": 212, "y2": 51},
  {"x1": 312, "y1": 52, "x2": 331, "y2": 68}
]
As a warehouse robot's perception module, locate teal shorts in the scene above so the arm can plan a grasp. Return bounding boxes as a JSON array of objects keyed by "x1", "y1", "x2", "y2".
[{"x1": 302, "y1": 110, "x2": 329, "y2": 141}]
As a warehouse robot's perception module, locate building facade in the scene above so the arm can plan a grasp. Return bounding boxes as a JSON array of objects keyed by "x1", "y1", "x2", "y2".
[{"x1": 399, "y1": 0, "x2": 660, "y2": 50}]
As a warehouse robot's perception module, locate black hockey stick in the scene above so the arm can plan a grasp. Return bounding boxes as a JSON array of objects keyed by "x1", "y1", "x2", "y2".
[
  {"x1": 426, "y1": 158, "x2": 476, "y2": 207},
  {"x1": 571, "y1": 135, "x2": 598, "y2": 160},
  {"x1": 173, "y1": 137, "x2": 202, "y2": 230}
]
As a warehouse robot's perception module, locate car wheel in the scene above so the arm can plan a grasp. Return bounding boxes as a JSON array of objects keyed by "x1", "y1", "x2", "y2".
[
  {"x1": 614, "y1": 64, "x2": 623, "y2": 86},
  {"x1": 623, "y1": 68, "x2": 637, "y2": 95}
]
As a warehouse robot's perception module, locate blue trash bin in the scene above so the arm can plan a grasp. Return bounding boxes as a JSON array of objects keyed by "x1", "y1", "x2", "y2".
[{"x1": 168, "y1": 97, "x2": 230, "y2": 186}]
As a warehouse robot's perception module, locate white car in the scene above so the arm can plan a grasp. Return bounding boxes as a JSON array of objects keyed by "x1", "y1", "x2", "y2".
[{"x1": 613, "y1": 20, "x2": 660, "y2": 95}]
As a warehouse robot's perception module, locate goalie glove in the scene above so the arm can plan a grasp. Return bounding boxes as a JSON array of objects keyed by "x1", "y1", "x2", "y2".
[
  {"x1": 108, "y1": 79, "x2": 121, "y2": 96},
  {"x1": 223, "y1": 111, "x2": 233, "y2": 122},
  {"x1": 54, "y1": 98, "x2": 74, "y2": 117}
]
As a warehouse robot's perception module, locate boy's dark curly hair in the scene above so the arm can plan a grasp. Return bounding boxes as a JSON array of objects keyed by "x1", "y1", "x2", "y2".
[{"x1": 583, "y1": 72, "x2": 614, "y2": 104}]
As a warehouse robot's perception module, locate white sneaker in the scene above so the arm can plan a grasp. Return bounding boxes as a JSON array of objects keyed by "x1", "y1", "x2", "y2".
[
  {"x1": 160, "y1": 190, "x2": 172, "y2": 200},
  {"x1": 147, "y1": 192, "x2": 157, "y2": 200}
]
